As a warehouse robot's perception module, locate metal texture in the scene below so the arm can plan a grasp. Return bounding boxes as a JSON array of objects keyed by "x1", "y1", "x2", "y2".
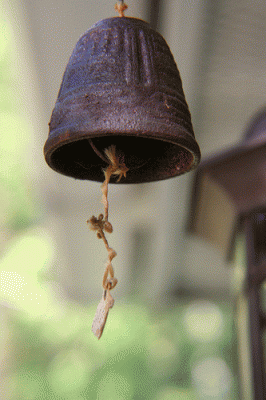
[{"x1": 44, "y1": 17, "x2": 200, "y2": 183}]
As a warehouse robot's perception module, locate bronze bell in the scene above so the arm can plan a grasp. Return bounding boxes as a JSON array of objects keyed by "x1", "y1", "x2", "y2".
[{"x1": 44, "y1": 16, "x2": 201, "y2": 183}]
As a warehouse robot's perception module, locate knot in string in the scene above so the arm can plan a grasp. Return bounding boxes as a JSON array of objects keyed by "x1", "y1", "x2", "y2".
[
  {"x1": 115, "y1": 1, "x2": 128, "y2": 17},
  {"x1": 88, "y1": 145, "x2": 128, "y2": 292}
]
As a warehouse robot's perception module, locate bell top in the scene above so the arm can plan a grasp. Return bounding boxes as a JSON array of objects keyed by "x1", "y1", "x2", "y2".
[
  {"x1": 58, "y1": 17, "x2": 184, "y2": 99},
  {"x1": 45, "y1": 17, "x2": 200, "y2": 183}
]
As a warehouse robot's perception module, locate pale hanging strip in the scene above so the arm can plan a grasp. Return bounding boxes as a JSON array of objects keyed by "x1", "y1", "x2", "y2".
[{"x1": 88, "y1": 145, "x2": 128, "y2": 339}]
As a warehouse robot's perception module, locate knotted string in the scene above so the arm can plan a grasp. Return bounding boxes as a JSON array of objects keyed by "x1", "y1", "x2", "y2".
[
  {"x1": 88, "y1": 145, "x2": 128, "y2": 290},
  {"x1": 115, "y1": 0, "x2": 128, "y2": 17}
]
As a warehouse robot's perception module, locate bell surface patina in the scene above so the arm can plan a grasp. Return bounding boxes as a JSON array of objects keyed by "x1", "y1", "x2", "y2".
[{"x1": 44, "y1": 17, "x2": 201, "y2": 183}]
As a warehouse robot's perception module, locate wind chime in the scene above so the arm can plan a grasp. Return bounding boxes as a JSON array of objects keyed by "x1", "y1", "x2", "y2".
[{"x1": 44, "y1": 1, "x2": 201, "y2": 339}]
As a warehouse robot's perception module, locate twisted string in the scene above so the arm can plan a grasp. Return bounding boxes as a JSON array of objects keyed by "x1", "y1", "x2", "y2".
[
  {"x1": 115, "y1": 0, "x2": 128, "y2": 17},
  {"x1": 88, "y1": 145, "x2": 128, "y2": 290}
]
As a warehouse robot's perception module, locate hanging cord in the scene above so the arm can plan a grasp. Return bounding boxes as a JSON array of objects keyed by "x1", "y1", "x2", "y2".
[
  {"x1": 88, "y1": 138, "x2": 108, "y2": 163},
  {"x1": 115, "y1": 0, "x2": 128, "y2": 17},
  {"x1": 87, "y1": 145, "x2": 128, "y2": 291}
]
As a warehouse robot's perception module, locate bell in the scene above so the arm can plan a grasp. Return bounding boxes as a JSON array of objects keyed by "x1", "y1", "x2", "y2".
[{"x1": 44, "y1": 16, "x2": 201, "y2": 183}]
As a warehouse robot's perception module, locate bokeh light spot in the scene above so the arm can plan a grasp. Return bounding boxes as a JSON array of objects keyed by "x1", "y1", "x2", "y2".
[
  {"x1": 155, "y1": 386, "x2": 196, "y2": 400},
  {"x1": 183, "y1": 300, "x2": 224, "y2": 342},
  {"x1": 97, "y1": 371, "x2": 134, "y2": 400},
  {"x1": 192, "y1": 356, "x2": 232, "y2": 398},
  {"x1": 47, "y1": 349, "x2": 91, "y2": 396}
]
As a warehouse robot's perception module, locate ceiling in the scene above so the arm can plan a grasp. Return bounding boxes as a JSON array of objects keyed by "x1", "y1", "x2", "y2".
[{"x1": 4, "y1": 0, "x2": 266, "y2": 303}]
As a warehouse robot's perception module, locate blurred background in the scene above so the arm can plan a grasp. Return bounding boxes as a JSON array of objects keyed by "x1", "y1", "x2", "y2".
[{"x1": 1, "y1": 0, "x2": 265, "y2": 399}]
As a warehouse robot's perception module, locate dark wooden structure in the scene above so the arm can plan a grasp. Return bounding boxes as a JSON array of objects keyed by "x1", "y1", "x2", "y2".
[{"x1": 189, "y1": 108, "x2": 266, "y2": 399}]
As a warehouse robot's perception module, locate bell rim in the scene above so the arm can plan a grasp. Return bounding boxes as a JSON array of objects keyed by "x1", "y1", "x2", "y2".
[{"x1": 44, "y1": 128, "x2": 201, "y2": 183}]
